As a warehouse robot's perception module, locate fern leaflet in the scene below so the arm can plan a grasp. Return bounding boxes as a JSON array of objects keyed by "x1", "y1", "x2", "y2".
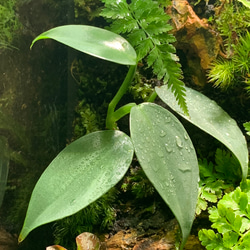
[{"x1": 100, "y1": 0, "x2": 188, "y2": 113}]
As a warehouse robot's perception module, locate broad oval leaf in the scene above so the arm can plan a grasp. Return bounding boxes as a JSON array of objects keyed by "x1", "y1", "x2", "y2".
[
  {"x1": 130, "y1": 103, "x2": 199, "y2": 248},
  {"x1": 19, "y1": 130, "x2": 134, "y2": 242},
  {"x1": 156, "y1": 85, "x2": 249, "y2": 180},
  {"x1": 237, "y1": 0, "x2": 250, "y2": 9},
  {"x1": 31, "y1": 25, "x2": 137, "y2": 65}
]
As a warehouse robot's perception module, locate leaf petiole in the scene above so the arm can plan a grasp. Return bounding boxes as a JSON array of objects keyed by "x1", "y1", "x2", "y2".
[{"x1": 106, "y1": 64, "x2": 137, "y2": 129}]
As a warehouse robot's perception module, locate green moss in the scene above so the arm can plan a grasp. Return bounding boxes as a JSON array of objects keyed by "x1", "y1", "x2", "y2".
[
  {"x1": 0, "y1": 0, "x2": 20, "y2": 49},
  {"x1": 215, "y1": 0, "x2": 250, "y2": 56},
  {"x1": 53, "y1": 187, "x2": 117, "y2": 249},
  {"x1": 208, "y1": 32, "x2": 250, "y2": 94},
  {"x1": 74, "y1": 0, "x2": 103, "y2": 22},
  {"x1": 121, "y1": 165, "x2": 156, "y2": 199},
  {"x1": 73, "y1": 101, "x2": 103, "y2": 139}
]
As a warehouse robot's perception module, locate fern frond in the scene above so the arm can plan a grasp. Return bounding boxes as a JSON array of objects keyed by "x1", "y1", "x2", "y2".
[
  {"x1": 108, "y1": 19, "x2": 138, "y2": 34},
  {"x1": 100, "y1": 0, "x2": 130, "y2": 19},
  {"x1": 135, "y1": 38, "x2": 154, "y2": 61},
  {"x1": 101, "y1": 0, "x2": 188, "y2": 114}
]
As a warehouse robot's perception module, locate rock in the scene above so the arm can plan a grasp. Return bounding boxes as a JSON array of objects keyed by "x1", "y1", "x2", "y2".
[
  {"x1": 166, "y1": 0, "x2": 222, "y2": 86},
  {"x1": 0, "y1": 228, "x2": 18, "y2": 250},
  {"x1": 101, "y1": 219, "x2": 205, "y2": 249}
]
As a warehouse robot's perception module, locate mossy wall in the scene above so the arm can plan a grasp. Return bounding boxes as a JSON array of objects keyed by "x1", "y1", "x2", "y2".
[{"x1": 0, "y1": 0, "x2": 77, "y2": 249}]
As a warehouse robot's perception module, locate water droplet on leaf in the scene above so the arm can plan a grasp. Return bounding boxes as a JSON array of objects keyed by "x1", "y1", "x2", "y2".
[
  {"x1": 157, "y1": 150, "x2": 164, "y2": 158},
  {"x1": 165, "y1": 143, "x2": 173, "y2": 153},
  {"x1": 152, "y1": 164, "x2": 159, "y2": 172},
  {"x1": 175, "y1": 136, "x2": 183, "y2": 148},
  {"x1": 160, "y1": 130, "x2": 166, "y2": 137},
  {"x1": 184, "y1": 132, "x2": 189, "y2": 140}
]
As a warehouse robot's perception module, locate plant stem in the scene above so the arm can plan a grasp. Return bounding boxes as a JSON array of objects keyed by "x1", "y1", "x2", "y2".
[
  {"x1": 147, "y1": 90, "x2": 157, "y2": 103},
  {"x1": 106, "y1": 65, "x2": 137, "y2": 129},
  {"x1": 113, "y1": 103, "x2": 136, "y2": 121}
]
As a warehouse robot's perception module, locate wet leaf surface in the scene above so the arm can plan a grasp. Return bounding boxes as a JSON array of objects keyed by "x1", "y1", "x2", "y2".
[
  {"x1": 156, "y1": 85, "x2": 249, "y2": 180},
  {"x1": 130, "y1": 102, "x2": 199, "y2": 248},
  {"x1": 19, "y1": 130, "x2": 134, "y2": 242}
]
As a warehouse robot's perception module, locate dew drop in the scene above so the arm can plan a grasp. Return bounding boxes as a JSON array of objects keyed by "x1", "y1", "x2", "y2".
[
  {"x1": 157, "y1": 151, "x2": 164, "y2": 158},
  {"x1": 160, "y1": 130, "x2": 166, "y2": 137},
  {"x1": 165, "y1": 143, "x2": 173, "y2": 153},
  {"x1": 70, "y1": 199, "x2": 76, "y2": 205},
  {"x1": 175, "y1": 136, "x2": 183, "y2": 148},
  {"x1": 165, "y1": 116, "x2": 171, "y2": 123},
  {"x1": 159, "y1": 182, "x2": 166, "y2": 190},
  {"x1": 184, "y1": 132, "x2": 189, "y2": 140},
  {"x1": 178, "y1": 166, "x2": 191, "y2": 173},
  {"x1": 152, "y1": 164, "x2": 159, "y2": 172}
]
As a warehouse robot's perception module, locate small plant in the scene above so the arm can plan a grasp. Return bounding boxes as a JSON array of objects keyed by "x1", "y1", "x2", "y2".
[
  {"x1": 197, "y1": 148, "x2": 242, "y2": 215},
  {"x1": 121, "y1": 165, "x2": 156, "y2": 199},
  {"x1": 199, "y1": 180, "x2": 250, "y2": 249},
  {"x1": 53, "y1": 188, "x2": 117, "y2": 250},
  {"x1": 214, "y1": 0, "x2": 250, "y2": 56},
  {"x1": 100, "y1": 0, "x2": 187, "y2": 113},
  {"x1": 243, "y1": 121, "x2": 250, "y2": 136},
  {"x1": 18, "y1": 1, "x2": 248, "y2": 249},
  {"x1": 208, "y1": 32, "x2": 250, "y2": 93}
]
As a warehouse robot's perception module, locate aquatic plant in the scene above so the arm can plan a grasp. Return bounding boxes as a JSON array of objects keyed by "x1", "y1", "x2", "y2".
[{"x1": 17, "y1": 23, "x2": 248, "y2": 249}]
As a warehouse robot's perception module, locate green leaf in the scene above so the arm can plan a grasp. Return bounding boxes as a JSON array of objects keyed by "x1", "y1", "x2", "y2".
[
  {"x1": 237, "y1": 0, "x2": 250, "y2": 9},
  {"x1": 201, "y1": 189, "x2": 218, "y2": 203},
  {"x1": 223, "y1": 231, "x2": 239, "y2": 248},
  {"x1": 101, "y1": 0, "x2": 188, "y2": 114},
  {"x1": 198, "y1": 229, "x2": 228, "y2": 250},
  {"x1": 30, "y1": 25, "x2": 137, "y2": 66},
  {"x1": 130, "y1": 103, "x2": 199, "y2": 248},
  {"x1": 243, "y1": 122, "x2": 250, "y2": 136},
  {"x1": 239, "y1": 193, "x2": 248, "y2": 211},
  {"x1": 214, "y1": 149, "x2": 242, "y2": 183},
  {"x1": 240, "y1": 231, "x2": 250, "y2": 248},
  {"x1": 156, "y1": 85, "x2": 249, "y2": 180},
  {"x1": 19, "y1": 130, "x2": 134, "y2": 242}
]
